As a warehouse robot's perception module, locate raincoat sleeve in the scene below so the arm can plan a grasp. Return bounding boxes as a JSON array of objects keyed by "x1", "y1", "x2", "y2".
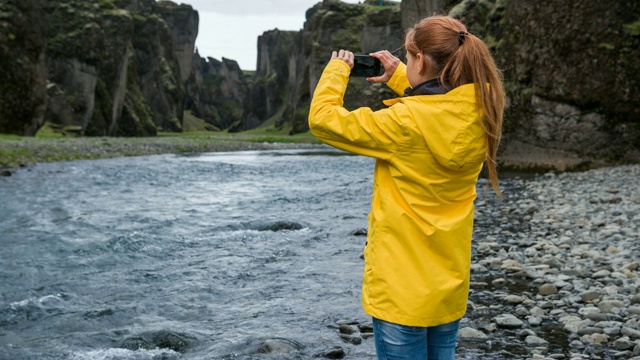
[
  {"x1": 308, "y1": 59, "x2": 407, "y2": 160},
  {"x1": 386, "y1": 62, "x2": 411, "y2": 96}
]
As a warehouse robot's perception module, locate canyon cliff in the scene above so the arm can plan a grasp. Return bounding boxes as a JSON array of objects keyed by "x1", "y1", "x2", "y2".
[
  {"x1": 1, "y1": 0, "x2": 638, "y2": 169},
  {"x1": 0, "y1": 0, "x2": 197, "y2": 136}
]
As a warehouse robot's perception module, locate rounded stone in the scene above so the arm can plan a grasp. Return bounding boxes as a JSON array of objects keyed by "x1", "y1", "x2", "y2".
[
  {"x1": 494, "y1": 313, "x2": 524, "y2": 328},
  {"x1": 458, "y1": 327, "x2": 488, "y2": 341},
  {"x1": 539, "y1": 283, "x2": 558, "y2": 296},
  {"x1": 525, "y1": 335, "x2": 549, "y2": 347}
]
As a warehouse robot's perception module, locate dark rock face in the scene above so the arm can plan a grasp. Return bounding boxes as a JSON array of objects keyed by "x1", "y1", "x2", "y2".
[
  {"x1": 0, "y1": 0, "x2": 48, "y2": 136},
  {"x1": 232, "y1": 29, "x2": 297, "y2": 133},
  {"x1": 186, "y1": 55, "x2": 247, "y2": 131},
  {"x1": 0, "y1": 0, "x2": 195, "y2": 136},
  {"x1": 498, "y1": 0, "x2": 640, "y2": 166},
  {"x1": 130, "y1": 10, "x2": 184, "y2": 133},
  {"x1": 281, "y1": 0, "x2": 402, "y2": 134},
  {"x1": 155, "y1": 1, "x2": 199, "y2": 84}
]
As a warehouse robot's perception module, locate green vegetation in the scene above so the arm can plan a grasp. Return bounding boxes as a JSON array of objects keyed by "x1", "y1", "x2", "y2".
[
  {"x1": 0, "y1": 112, "x2": 321, "y2": 170},
  {"x1": 623, "y1": 21, "x2": 640, "y2": 37}
]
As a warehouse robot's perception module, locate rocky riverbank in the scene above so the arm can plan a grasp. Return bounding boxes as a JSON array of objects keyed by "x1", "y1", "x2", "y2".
[
  {"x1": 458, "y1": 165, "x2": 640, "y2": 359},
  {"x1": 319, "y1": 166, "x2": 640, "y2": 360},
  {"x1": 0, "y1": 135, "x2": 322, "y2": 175}
]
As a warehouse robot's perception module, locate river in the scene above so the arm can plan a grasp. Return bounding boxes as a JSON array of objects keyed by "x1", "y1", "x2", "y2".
[{"x1": 1, "y1": 148, "x2": 528, "y2": 359}]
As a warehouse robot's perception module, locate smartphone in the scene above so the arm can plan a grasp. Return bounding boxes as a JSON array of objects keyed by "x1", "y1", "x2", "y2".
[{"x1": 351, "y1": 55, "x2": 383, "y2": 77}]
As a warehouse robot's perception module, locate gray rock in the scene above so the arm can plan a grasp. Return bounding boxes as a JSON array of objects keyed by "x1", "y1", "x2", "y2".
[
  {"x1": 339, "y1": 334, "x2": 362, "y2": 345},
  {"x1": 539, "y1": 283, "x2": 559, "y2": 296},
  {"x1": 505, "y1": 295, "x2": 526, "y2": 304},
  {"x1": 577, "y1": 327, "x2": 604, "y2": 336},
  {"x1": 458, "y1": 327, "x2": 488, "y2": 341},
  {"x1": 528, "y1": 316, "x2": 543, "y2": 326},
  {"x1": 622, "y1": 327, "x2": 640, "y2": 340},
  {"x1": 494, "y1": 314, "x2": 524, "y2": 329},
  {"x1": 599, "y1": 300, "x2": 625, "y2": 314},
  {"x1": 580, "y1": 290, "x2": 602, "y2": 302},
  {"x1": 525, "y1": 335, "x2": 549, "y2": 347},
  {"x1": 612, "y1": 336, "x2": 636, "y2": 350},
  {"x1": 339, "y1": 324, "x2": 358, "y2": 335}
]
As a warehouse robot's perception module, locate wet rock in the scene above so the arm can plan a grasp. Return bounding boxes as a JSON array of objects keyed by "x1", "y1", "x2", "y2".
[
  {"x1": 258, "y1": 338, "x2": 302, "y2": 354},
  {"x1": 350, "y1": 228, "x2": 367, "y2": 236},
  {"x1": 0, "y1": 170, "x2": 11, "y2": 177},
  {"x1": 258, "y1": 221, "x2": 304, "y2": 232},
  {"x1": 339, "y1": 334, "x2": 362, "y2": 345},
  {"x1": 321, "y1": 346, "x2": 345, "y2": 359},
  {"x1": 119, "y1": 330, "x2": 196, "y2": 352},
  {"x1": 338, "y1": 324, "x2": 358, "y2": 335},
  {"x1": 358, "y1": 322, "x2": 373, "y2": 333}
]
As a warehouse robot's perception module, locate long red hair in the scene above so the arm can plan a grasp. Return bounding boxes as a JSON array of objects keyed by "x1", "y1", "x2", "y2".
[{"x1": 406, "y1": 16, "x2": 506, "y2": 196}]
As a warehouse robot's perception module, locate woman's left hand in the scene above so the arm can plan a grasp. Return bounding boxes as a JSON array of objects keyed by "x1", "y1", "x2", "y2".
[{"x1": 331, "y1": 49, "x2": 354, "y2": 69}]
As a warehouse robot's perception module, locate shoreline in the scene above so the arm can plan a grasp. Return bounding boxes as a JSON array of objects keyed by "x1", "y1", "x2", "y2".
[
  {"x1": 1, "y1": 135, "x2": 637, "y2": 177},
  {"x1": 0, "y1": 135, "x2": 324, "y2": 175}
]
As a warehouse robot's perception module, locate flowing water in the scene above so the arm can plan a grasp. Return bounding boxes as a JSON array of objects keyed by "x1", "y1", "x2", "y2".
[{"x1": 0, "y1": 148, "x2": 526, "y2": 360}]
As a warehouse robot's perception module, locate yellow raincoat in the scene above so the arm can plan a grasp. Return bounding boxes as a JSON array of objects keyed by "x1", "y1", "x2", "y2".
[{"x1": 308, "y1": 59, "x2": 487, "y2": 327}]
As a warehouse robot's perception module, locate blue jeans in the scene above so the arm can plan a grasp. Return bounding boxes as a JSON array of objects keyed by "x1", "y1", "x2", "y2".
[{"x1": 372, "y1": 318, "x2": 460, "y2": 360}]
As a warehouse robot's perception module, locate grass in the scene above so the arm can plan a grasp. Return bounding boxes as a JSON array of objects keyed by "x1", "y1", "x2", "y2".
[{"x1": 0, "y1": 113, "x2": 322, "y2": 170}]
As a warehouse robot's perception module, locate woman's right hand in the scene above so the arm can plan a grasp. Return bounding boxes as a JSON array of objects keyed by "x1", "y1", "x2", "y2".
[{"x1": 367, "y1": 50, "x2": 401, "y2": 83}]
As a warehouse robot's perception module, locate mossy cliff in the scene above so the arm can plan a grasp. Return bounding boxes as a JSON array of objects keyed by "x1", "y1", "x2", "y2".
[
  {"x1": 0, "y1": 0, "x2": 47, "y2": 135},
  {"x1": 280, "y1": 0, "x2": 402, "y2": 134},
  {"x1": 0, "y1": 0, "x2": 197, "y2": 136},
  {"x1": 265, "y1": 0, "x2": 640, "y2": 169}
]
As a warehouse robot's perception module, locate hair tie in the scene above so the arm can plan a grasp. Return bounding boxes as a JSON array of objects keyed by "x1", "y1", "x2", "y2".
[{"x1": 457, "y1": 31, "x2": 467, "y2": 46}]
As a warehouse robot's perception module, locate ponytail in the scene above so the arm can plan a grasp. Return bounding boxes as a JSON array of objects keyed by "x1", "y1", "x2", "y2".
[{"x1": 406, "y1": 16, "x2": 506, "y2": 196}]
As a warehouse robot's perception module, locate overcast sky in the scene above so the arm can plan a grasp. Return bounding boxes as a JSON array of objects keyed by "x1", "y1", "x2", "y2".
[{"x1": 174, "y1": 0, "x2": 398, "y2": 70}]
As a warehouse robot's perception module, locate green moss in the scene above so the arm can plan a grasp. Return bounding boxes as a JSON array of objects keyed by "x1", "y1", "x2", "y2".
[
  {"x1": 598, "y1": 43, "x2": 615, "y2": 50},
  {"x1": 623, "y1": 21, "x2": 640, "y2": 37},
  {"x1": 159, "y1": 56, "x2": 177, "y2": 92}
]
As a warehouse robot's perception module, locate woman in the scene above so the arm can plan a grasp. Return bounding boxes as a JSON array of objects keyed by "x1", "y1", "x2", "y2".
[{"x1": 308, "y1": 15, "x2": 505, "y2": 359}]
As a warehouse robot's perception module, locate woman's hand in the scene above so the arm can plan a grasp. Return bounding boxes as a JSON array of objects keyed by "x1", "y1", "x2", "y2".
[
  {"x1": 331, "y1": 49, "x2": 354, "y2": 69},
  {"x1": 368, "y1": 50, "x2": 401, "y2": 83}
]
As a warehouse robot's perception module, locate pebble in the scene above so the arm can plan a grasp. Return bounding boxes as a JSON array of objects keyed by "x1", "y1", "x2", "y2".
[
  {"x1": 525, "y1": 335, "x2": 549, "y2": 346},
  {"x1": 539, "y1": 283, "x2": 558, "y2": 296},
  {"x1": 494, "y1": 313, "x2": 524, "y2": 328},
  {"x1": 458, "y1": 327, "x2": 488, "y2": 341}
]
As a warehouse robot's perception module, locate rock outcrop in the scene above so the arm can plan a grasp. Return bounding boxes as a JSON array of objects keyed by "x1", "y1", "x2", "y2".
[
  {"x1": 232, "y1": 29, "x2": 297, "y2": 132},
  {"x1": 279, "y1": 0, "x2": 402, "y2": 134},
  {"x1": 0, "y1": 0, "x2": 48, "y2": 136},
  {"x1": 186, "y1": 54, "x2": 247, "y2": 131},
  {"x1": 498, "y1": 0, "x2": 640, "y2": 168},
  {"x1": 0, "y1": 0, "x2": 196, "y2": 136}
]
